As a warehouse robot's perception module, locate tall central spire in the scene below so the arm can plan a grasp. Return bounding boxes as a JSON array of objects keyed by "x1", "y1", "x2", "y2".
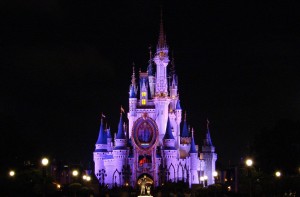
[{"x1": 157, "y1": 9, "x2": 167, "y2": 52}]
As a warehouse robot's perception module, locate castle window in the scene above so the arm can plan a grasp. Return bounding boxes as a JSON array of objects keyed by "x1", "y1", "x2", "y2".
[
  {"x1": 142, "y1": 92, "x2": 146, "y2": 97},
  {"x1": 142, "y1": 99, "x2": 146, "y2": 105}
]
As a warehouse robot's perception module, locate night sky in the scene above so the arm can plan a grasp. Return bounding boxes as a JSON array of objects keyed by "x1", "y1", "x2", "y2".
[{"x1": 1, "y1": 1, "x2": 299, "y2": 169}]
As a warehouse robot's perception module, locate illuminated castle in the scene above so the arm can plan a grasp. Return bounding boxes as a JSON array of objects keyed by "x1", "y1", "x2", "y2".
[{"x1": 93, "y1": 19, "x2": 217, "y2": 188}]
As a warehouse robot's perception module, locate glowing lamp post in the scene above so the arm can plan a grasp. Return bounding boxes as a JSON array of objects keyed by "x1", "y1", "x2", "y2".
[
  {"x1": 41, "y1": 157, "x2": 49, "y2": 197},
  {"x1": 245, "y1": 158, "x2": 253, "y2": 197},
  {"x1": 9, "y1": 170, "x2": 15, "y2": 177},
  {"x1": 213, "y1": 171, "x2": 218, "y2": 183},
  {"x1": 245, "y1": 159, "x2": 253, "y2": 167},
  {"x1": 203, "y1": 175, "x2": 208, "y2": 187},
  {"x1": 275, "y1": 171, "x2": 281, "y2": 178},
  {"x1": 72, "y1": 170, "x2": 79, "y2": 180},
  {"x1": 200, "y1": 176, "x2": 204, "y2": 187}
]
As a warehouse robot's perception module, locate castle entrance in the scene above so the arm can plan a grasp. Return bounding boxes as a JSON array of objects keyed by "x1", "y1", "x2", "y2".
[{"x1": 137, "y1": 174, "x2": 153, "y2": 196}]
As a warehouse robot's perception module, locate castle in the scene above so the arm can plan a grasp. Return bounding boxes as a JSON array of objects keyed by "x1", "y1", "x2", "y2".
[{"x1": 93, "y1": 19, "x2": 217, "y2": 188}]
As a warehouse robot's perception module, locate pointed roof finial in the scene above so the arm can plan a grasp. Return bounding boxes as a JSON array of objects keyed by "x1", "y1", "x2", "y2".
[
  {"x1": 207, "y1": 118, "x2": 210, "y2": 130},
  {"x1": 149, "y1": 45, "x2": 152, "y2": 60},
  {"x1": 170, "y1": 51, "x2": 176, "y2": 75},
  {"x1": 147, "y1": 45, "x2": 153, "y2": 76},
  {"x1": 131, "y1": 63, "x2": 136, "y2": 85},
  {"x1": 191, "y1": 127, "x2": 194, "y2": 138}
]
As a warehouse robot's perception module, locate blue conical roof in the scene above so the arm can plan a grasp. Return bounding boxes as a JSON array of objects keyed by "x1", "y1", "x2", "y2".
[
  {"x1": 204, "y1": 128, "x2": 213, "y2": 146},
  {"x1": 129, "y1": 85, "x2": 136, "y2": 98},
  {"x1": 181, "y1": 112, "x2": 189, "y2": 137},
  {"x1": 116, "y1": 114, "x2": 126, "y2": 139},
  {"x1": 204, "y1": 119, "x2": 213, "y2": 146},
  {"x1": 163, "y1": 117, "x2": 175, "y2": 139},
  {"x1": 190, "y1": 129, "x2": 197, "y2": 153},
  {"x1": 96, "y1": 119, "x2": 107, "y2": 144},
  {"x1": 176, "y1": 100, "x2": 181, "y2": 110},
  {"x1": 181, "y1": 121, "x2": 189, "y2": 137}
]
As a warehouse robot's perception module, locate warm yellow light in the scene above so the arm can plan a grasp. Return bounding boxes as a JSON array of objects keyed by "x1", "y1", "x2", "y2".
[
  {"x1": 142, "y1": 99, "x2": 146, "y2": 105},
  {"x1": 213, "y1": 171, "x2": 218, "y2": 177},
  {"x1": 142, "y1": 92, "x2": 146, "y2": 97},
  {"x1": 228, "y1": 186, "x2": 231, "y2": 191},
  {"x1": 245, "y1": 159, "x2": 253, "y2": 167},
  {"x1": 275, "y1": 171, "x2": 281, "y2": 177},
  {"x1": 41, "y1": 158, "x2": 49, "y2": 166},
  {"x1": 57, "y1": 184, "x2": 61, "y2": 189},
  {"x1": 83, "y1": 175, "x2": 87, "y2": 180},
  {"x1": 86, "y1": 176, "x2": 91, "y2": 181},
  {"x1": 200, "y1": 176, "x2": 204, "y2": 181},
  {"x1": 9, "y1": 170, "x2": 15, "y2": 177},
  {"x1": 203, "y1": 175, "x2": 208, "y2": 180},
  {"x1": 72, "y1": 170, "x2": 79, "y2": 177}
]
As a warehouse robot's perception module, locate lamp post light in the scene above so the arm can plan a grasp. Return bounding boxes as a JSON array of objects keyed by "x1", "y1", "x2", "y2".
[
  {"x1": 72, "y1": 170, "x2": 79, "y2": 182},
  {"x1": 200, "y1": 176, "x2": 204, "y2": 187},
  {"x1": 41, "y1": 157, "x2": 49, "y2": 197},
  {"x1": 9, "y1": 170, "x2": 15, "y2": 177},
  {"x1": 275, "y1": 171, "x2": 281, "y2": 178},
  {"x1": 245, "y1": 158, "x2": 253, "y2": 197},
  {"x1": 213, "y1": 171, "x2": 218, "y2": 184},
  {"x1": 203, "y1": 175, "x2": 208, "y2": 187}
]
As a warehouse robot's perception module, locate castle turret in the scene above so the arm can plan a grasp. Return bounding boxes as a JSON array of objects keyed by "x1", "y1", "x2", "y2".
[
  {"x1": 112, "y1": 112, "x2": 128, "y2": 186},
  {"x1": 162, "y1": 117, "x2": 177, "y2": 181},
  {"x1": 202, "y1": 119, "x2": 217, "y2": 185},
  {"x1": 153, "y1": 18, "x2": 171, "y2": 143},
  {"x1": 128, "y1": 66, "x2": 137, "y2": 138},
  {"x1": 189, "y1": 128, "x2": 199, "y2": 186},
  {"x1": 93, "y1": 117, "x2": 107, "y2": 180}
]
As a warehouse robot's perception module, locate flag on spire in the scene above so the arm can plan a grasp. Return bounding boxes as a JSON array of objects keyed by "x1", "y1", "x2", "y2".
[{"x1": 121, "y1": 105, "x2": 125, "y2": 114}]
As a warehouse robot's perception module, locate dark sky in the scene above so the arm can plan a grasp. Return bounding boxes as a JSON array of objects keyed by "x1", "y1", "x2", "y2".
[{"x1": 1, "y1": 1, "x2": 299, "y2": 169}]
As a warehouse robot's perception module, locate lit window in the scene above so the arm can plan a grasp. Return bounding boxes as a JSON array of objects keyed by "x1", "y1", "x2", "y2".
[
  {"x1": 142, "y1": 99, "x2": 146, "y2": 105},
  {"x1": 142, "y1": 92, "x2": 146, "y2": 97}
]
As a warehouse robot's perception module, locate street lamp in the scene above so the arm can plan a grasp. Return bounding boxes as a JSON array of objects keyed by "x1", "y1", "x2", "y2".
[
  {"x1": 245, "y1": 159, "x2": 253, "y2": 167},
  {"x1": 213, "y1": 171, "x2": 218, "y2": 183},
  {"x1": 41, "y1": 157, "x2": 49, "y2": 197},
  {"x1": 203, "y1": 175, "x2": 208, "y2": 187},
  {"x1": 72, "y1": 170, "x2": 79, "y2": 180},
  {"x1": 200, "y1": 176, "x2": 204, "y2": 187},
  {"x1": 9, "y1": 170, "x2": 15, "y2": 177},
  {"x1": 275, "y1": 171, "x2": 281, "y2": 178},
  {"x1": 245, "y1": 158, "x2": 253, "y2": 197}
]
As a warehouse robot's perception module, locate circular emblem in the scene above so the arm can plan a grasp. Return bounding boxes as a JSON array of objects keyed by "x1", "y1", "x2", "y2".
[{"x1": 131, "y1": 115, "x2": 158, "y2": 151}]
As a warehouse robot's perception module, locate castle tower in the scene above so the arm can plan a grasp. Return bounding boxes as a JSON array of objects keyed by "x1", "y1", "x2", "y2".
[
  {"x1": 189, "y1": 128, "x2": 199, "y2": 186},
  {"x1": 128, "y1": 66, "x2": 137, "y2": 138},
  {"x1": 153, "y1": 17, "x2": 171, "y2": 144},
  {"x1": 162, "y1": 117, "x2": 177, "y2": 182},
  {"x1": 112, "y1": 113, "x2": 128, "y2": 186},
  {"x1": 93, "y1": 117, "x2": 107, "y2": 180},
  {"x1": 202, "y1": 119, "x2": 217, "y2": 185}
]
